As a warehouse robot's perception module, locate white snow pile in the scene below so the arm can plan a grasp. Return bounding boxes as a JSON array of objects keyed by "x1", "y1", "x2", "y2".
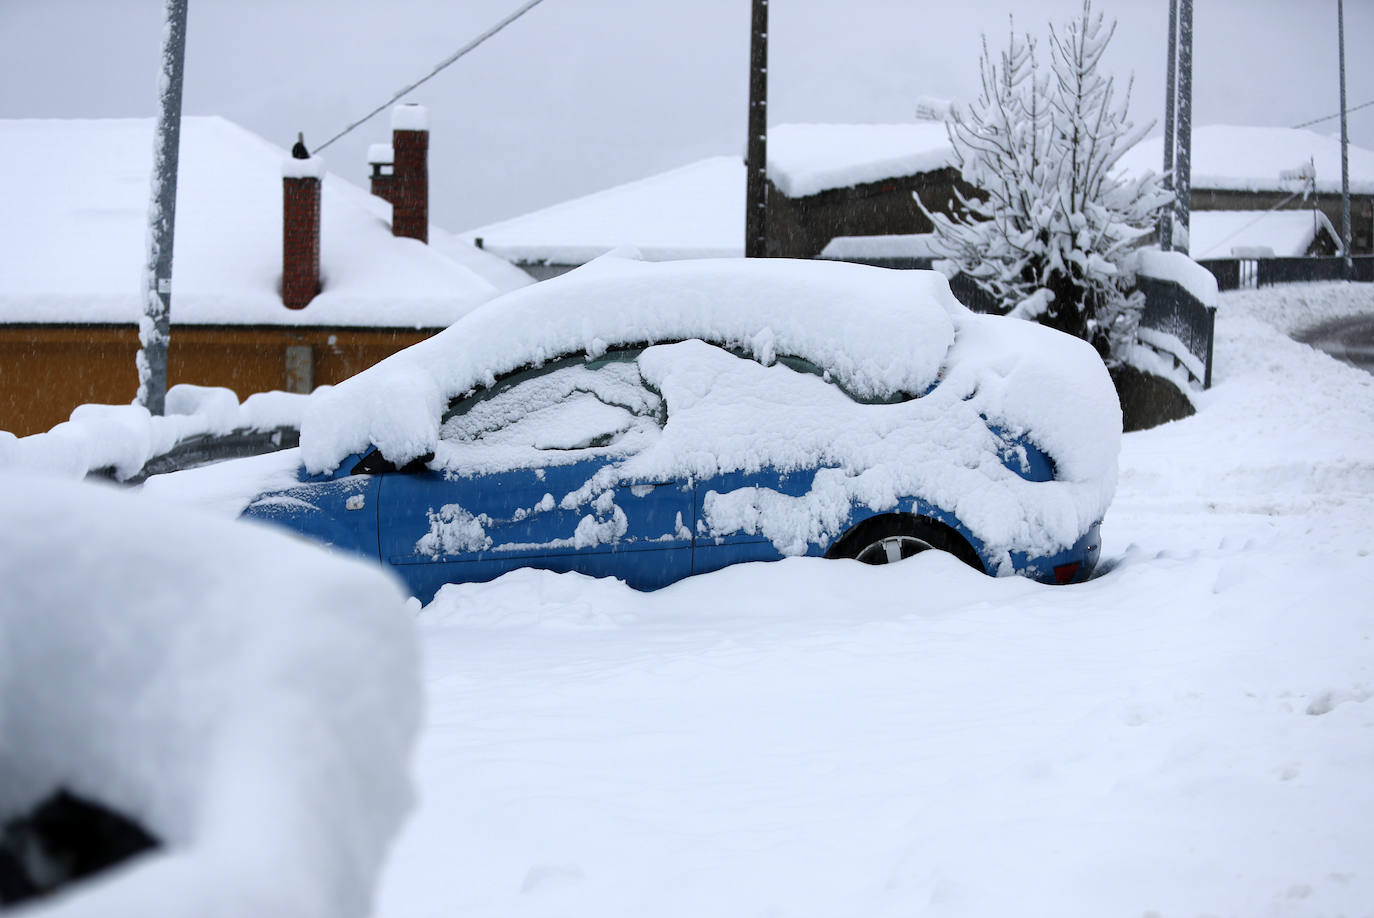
[
  {"x1": 0, "y1": 474, "x2": 421, "y2": 917},
  {"x1": 0, "y1": 385, "x2": 307, "y2": 481},
  {"x1": 372, "y1": 280, "x2": 1374, "y2": 918},
  {"x1": 301, "y1": 254, "x2": 1120, "y2": 563}
]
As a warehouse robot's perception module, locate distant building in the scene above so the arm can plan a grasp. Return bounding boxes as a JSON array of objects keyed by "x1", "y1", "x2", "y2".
[
  {"x1": 463, "y1": 122, "x2": 971, "y2": 275},
  {"x1": 0, "y1": 112, "x2": 530, "y2": 436},
  {"x1": 1188, "y1": 210, "x2": 1342, "y2": 260},
  {"x1": 1118, "y1": 125, "x2": 1374, "y2": 255},
  {"x1": 761, "y1": 123, "x2": 973, "y2": 258}
]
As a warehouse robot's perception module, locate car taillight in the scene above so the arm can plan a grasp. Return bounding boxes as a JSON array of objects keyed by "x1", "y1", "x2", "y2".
[{"x1": 1053, "y1": 562, "x2": 1081, "y2": 585}]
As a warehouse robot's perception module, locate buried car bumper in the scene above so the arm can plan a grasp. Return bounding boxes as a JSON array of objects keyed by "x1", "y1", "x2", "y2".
[{"x1": 1011, "y1": 522, "x2": 1102, "y2": 585}]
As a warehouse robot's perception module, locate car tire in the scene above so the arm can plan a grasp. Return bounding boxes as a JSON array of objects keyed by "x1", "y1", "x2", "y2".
[{"x1": 827, "y1": 514, "x2": 985, "y2": 573}]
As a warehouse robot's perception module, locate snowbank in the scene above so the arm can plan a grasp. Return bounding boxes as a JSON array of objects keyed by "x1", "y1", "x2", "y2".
[
  {"x1": 0, "y1": 385, "x2": 308, "y2": 481},
  {"x1": 0, "y1": 475, "x2": 421, "y2": 917}
]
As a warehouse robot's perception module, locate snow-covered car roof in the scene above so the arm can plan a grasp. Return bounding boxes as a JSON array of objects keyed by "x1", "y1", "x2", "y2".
[
  {"x1": 301, "y1": 254, "x2": 962, "y2": 471},
  {"x1": 299, "y1": 255, "x2": 1122, "y2": 544}
]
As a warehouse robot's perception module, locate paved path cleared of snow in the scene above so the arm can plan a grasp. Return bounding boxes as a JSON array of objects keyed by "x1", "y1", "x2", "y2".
[
  {"x1": 1297, "y1": 313, "x2": 1374, "y2": 375},
  {"x1": 378, "y1": 282, "x2": 1374, "y2": 918}
]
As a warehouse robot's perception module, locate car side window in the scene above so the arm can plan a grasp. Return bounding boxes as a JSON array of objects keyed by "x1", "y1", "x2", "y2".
[{"x1": 438, "y1": 352, "x2": 665, "y2": 456}]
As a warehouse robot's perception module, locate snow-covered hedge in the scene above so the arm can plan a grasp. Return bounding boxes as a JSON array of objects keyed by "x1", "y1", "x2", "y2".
[{"x1": 0, "y1": 475, "x2": 421, "y2": 916}]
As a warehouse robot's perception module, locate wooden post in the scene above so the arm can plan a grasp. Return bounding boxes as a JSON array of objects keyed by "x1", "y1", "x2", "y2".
[{"x1": 745, "y1": 0, "x2": 768, "y2": 258}]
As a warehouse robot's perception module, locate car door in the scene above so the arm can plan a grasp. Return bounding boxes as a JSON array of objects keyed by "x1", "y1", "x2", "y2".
[
  {"x1": 376, "y1": 352, "x2": 694, "y2": 601},
  {"x1": 241, "y1": 468, "x2": 382, "y2": 563}
]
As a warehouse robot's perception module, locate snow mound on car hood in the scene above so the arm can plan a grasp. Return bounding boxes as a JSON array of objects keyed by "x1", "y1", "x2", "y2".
[{"x1": 300, "y1": 255, "x2": 960, "y2": 474}]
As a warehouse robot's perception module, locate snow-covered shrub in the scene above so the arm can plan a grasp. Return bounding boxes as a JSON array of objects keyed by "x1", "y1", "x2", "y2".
[
  {"x1": 918, "y1": 0, "x2": 1170, "y2": 363},
  {"x1": 0, "y1": 474, "x2": 421, "y2": 917}
]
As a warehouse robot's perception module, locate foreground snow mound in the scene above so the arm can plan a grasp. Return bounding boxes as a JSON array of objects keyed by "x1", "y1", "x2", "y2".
[{"x1": 0, "y1": 475, "x2": 421, "y2": 917}]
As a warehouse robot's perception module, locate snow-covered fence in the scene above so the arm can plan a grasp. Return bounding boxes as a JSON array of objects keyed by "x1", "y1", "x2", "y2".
[
  {"x1": 1134, "y1": 251, "x2": 1220, "y2": 389},
  {"x1": 1198, "y1": 255, "x2": 1374, "y2": 291}
]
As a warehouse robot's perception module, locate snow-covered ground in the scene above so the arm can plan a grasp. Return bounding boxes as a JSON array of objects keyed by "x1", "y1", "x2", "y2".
[{"x1": 377, "y1": 281, "x2": 1374, "y2": 917}]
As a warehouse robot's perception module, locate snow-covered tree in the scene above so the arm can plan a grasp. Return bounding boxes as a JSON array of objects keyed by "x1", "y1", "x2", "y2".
[{"x1": 920, "y1": 1, "x2": 1170, "y2": 362}]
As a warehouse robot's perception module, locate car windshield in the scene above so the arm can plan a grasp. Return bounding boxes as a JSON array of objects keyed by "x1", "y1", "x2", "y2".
[{"x1": 435, "y1": 352, "x2": 665, "y2": 471}]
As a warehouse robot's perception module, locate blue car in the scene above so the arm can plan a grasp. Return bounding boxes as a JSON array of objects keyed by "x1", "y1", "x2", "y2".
[{"x1": 240, "y1": 257, "x2": 1118, "y2": 602}]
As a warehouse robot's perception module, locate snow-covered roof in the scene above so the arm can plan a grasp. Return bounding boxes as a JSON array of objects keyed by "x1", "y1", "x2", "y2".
[
  {"x1": 462, "y1": 124, "x2": 956, "y2": 267},
  {"x1": 819, "y1": 234, "x2": 940, "y2": 261},
  {"x1": 460, "y1": 156, "x2": 744, "y2": 265},
  {"x1": 1187, "y1": 209, "x2": 1340, "y2": 259},
  {"x1": 765, "y1": 122, "x2": 954, "y2": 198},
  {"x1": 1118, "y1": 125, "x2": 1374, "y2": 196},
  {"x1": 0, "y1": 117, "x2": 529, "y2": 327}
]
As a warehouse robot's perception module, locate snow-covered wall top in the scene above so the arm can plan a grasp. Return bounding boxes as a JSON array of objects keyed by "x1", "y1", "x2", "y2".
[
  {"x1": 1188, "y1": 209, "x2": 1340, "y2": 259},
  {"x1": 819, "y1": 234, "x2": 939, "y2": 260},
  {"x1": 0, "y1": 117, "x2": 529, "y2": 327},
  {"x1": 765, "y1": 123, "x2": 954, "y2": 199},
  {"x1": 1136, "y1": 250, "x2": 1219, "y2": 308},
  {"x1": 1118, "y1": 125, "x2": 1374, "y2": 196},
  {"x1": 461, "y1": 157, "x2": 745, "y2": 265}
]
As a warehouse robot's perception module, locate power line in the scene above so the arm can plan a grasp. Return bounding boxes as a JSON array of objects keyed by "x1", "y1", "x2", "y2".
[
  {"x1": 1292, "y1": 97, "x2": 1374, "y2": 130},
  {"x1": 314, "y1": 0, "x2": 549, "y2": 154}
]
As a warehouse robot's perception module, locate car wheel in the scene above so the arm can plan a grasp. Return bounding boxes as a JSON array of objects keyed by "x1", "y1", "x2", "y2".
[{"x1": 828, "y1": 514, "x2": 985, "y2": 573}]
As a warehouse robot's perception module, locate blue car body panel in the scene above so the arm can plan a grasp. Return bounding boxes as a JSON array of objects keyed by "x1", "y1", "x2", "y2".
[
  {"x1": 242, "y1": 444, "x2": 1101, "y2": 602},
  {"x1": 377, "y1": 459, "x2": 694, "y2": 600},
  {"x1": 242, "y1": 473, "x2": 381, "y2": 562}
]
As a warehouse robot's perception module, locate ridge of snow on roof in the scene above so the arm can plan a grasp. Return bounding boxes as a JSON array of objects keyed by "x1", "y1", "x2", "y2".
[
  {"x1": 301, "y1": 255, "x2": 962, "y2": 473},
  {"x1": 0, "y1": 117, "x2": 526, "y2": 327},
  {"x1": 765, "y1": 123, "x2": 955, "y2": 198},
  {"x1": 1189, "y1": 209, "x2": 1341, "y2": 259},
  {"x1": 1118, "y1": 125, "x2": 1374, "y2": 195},
  {"x1": 461, "y1": 156, "x2": 744, "y2": 265}
]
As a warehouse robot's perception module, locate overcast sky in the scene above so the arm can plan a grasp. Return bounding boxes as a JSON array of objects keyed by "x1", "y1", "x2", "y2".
[{"x1": 1, "y1": 0, "x2": 1369, "y2": 231}]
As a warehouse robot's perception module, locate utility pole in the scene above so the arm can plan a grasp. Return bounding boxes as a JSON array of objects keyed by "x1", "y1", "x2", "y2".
[
  {"x1": 1338, "y1": 0, "x2": 1352, "y2": 270},
  {"x1": 1175, "y1": 0, "x2": 1193, "y2": 255},
  {"x1": 1160, "y1": 0, "x2": 1178, "y2": 251},
  {"x1": 139, "y1": 0, "x2": 189, "y2": 415},
  {"x1": 744, "y1": 0, "x2": 768, "y2": 258}
]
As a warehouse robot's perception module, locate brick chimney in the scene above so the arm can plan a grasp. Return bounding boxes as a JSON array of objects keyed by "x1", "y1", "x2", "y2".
[
  {"x1": 282, "y1": 155, "x2": 324, "y2": 309},
  {"x1": 367, "y1": 143, "x2": 394, "y2": 203},
  {"x1": 389, "y1": 103, "x2": 428, "y2": 243}
]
